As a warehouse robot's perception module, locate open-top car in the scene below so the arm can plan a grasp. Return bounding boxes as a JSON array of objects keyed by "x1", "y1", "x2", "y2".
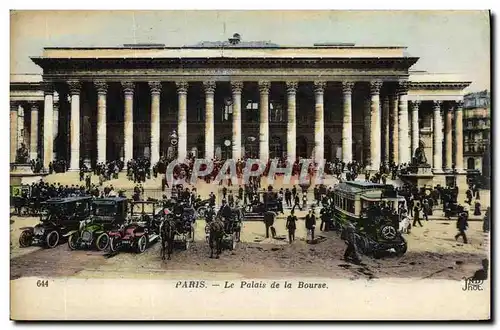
[
  {"x1": 243, "y1": 191, "x2": 279, "y2": 220},
  {"x1": 66, "y1": 197, "x2": 126, "y2": 251},
  {"x1": 332, "y1": 181, "x2": 408, "y2": 257},
  {"x1": 108, "y1": 200, "x2": 163, "y2": 253},
  {"x1": 19, "y1": 196, "x2": 92, "y2": 248}
]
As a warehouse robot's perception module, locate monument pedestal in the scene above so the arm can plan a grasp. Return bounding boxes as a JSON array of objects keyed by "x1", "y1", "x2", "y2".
[
  {"x1": 10, "y1": 163, "x2": 47, "y2": 185},
  {"x1": 400, "y1": 165, "x2": 434, "y2": 187}
]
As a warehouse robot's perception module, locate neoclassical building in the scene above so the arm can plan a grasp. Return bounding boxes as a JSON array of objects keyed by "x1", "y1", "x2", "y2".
[{"x1": 10, "y1": 36, "x2": 471, "y2": 181}]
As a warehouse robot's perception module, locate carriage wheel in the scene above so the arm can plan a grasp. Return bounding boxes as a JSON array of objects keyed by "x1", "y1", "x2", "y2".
[
  {"x1": 231, "y1": 232, "x2": 237, "y2": 250},
  {"x1": 68, "y1": 233, "x2": 80, "y2": 250},
  {"x1": 96, "y1": 233, "x2": 110, "y2": 251},
  {"x1": 109, "y1": 237, "x2": 121, "y2": 252},
  {"x1": 19, "y1": 230, "x2": 32, "y2": 248},
  {"x1": 190, "y1": 226, "x2": 195, "y2": 242},
  {"x1": 45, "y1": 230, "x2": 60, "y2": 249},
  {"x1": 136, "y1": 235, "x2": 148, "y2": 253}
]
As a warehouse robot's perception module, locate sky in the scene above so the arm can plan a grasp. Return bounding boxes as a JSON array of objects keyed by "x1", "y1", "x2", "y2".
[{"x1": 10, "y1": 10, "x2": 490, "y2": 92}]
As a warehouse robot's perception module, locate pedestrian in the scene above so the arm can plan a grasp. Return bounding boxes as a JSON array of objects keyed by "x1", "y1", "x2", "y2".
[
  {"x1": 411, "y1": 206, "x2": 422, "y2": 227},
  {"x1": 263, "y1": 211, "x2": 277, "y2": 239},
  {"x1": 320, "y1": 206, "x2": 329, "y2": 232},
  {"x1": 293, "y1": 194, "x2": 302, "y2": 211},
  {"x1": 305, "y1": 208, "x2": 316, "y2": 242},
  {"x1": 286, "y1": 209, "x2": 297, "y2": 244},
  {"x1": 455, "y1": 210, "x2": 469, "y2": 244}
]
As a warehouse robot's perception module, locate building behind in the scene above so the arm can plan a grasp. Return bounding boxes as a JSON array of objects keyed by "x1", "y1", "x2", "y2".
[{"x1": 463, "y1": 90, "x2": 491, "y2": 186}]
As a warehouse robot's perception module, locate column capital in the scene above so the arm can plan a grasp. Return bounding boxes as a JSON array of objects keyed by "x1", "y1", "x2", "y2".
[
  {"x1": 175, "y1": 81, "x2": 189, "y2": 94},
  {"x1": 230, "y1": 81, "x2": 243, "y2": 94},
  {"x1": 27, "y1": 101, "x2": 39, "y2": 111},
  {"x1": 341, "y1": 81, "x2": 355, "y2": 95},
  {"x1": 148, "y1": 81, "x2": 162, "y2": 94},
  {"x1": 258, "y1": 80, "x2": 271, "y2": 94},
  {"x1": 455, "y1": 100, "x2": 464, "y2": 110},
  {"x1": 286, "y1": 81, "x2": 298, "y2": 94},
  {"x1": 397, "y1": 81, "x2": 410, "y2": 95},
  {"x1": 43, "y1": 82, "x2": 55, "y2": 95},
  {"x1": 409, "y1": 100, "x2": 421, "y2": 110},
  {"x1": 313, "y1": 81, "x2": 326, "y2": 94},
  {"x1": 369, "y1": 81, "x2": 383, "y2": 95},
  {"x1": 94, "y1": 80, "x2": 108, "y2": 95},
  {"x1": 67, "y1": 80, "x2": 81, "y2": 95},
  {"x1": 433, "y1": 100, "x2": 443, "y2": 110},
  {"x1": 202, "y1": 81, "x2": 216, "y2": 94},
  {"x1": 121, "y1": 81, "x2": 135, "y2": 95},
  {"x1": 10, "y1": 102, "x2": 18, "y2": 112}
]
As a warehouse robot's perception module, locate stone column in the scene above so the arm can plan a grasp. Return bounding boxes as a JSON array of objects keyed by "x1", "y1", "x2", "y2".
[
  {"x1": 148, "y1": 81, "x2": 161, "y2": 166},
  {"x1": 398, "y1": 81, "x2": 410, "y2": 164},
  {"x1": 95, "y1": 81, "x2": 108, "y2": 164},
  {"x1": 231, "y1": 81, "x2": 243, "y2": 160},
  {"x1": 203, "y1": 81, "x2": 216, "y2": 160},
  {"x1": 17, "y1": 105, "x2": 25, "y2": 149},
  {"x1": 341, "y1": 82, "x2": 354, "y2": 163},
  {"x1": 175, "y1": 81, "x2": 188, "y2": 161},
  {"x1": 390, "y1": 94, "x2": 399, "y2": 164},
  {"x1": 410, "y1": 101, "x2": 420, "y2": 161},
  {"x1": 445, "y1": 104, "x2": 453, "y2": 170},
  {"x1": 363, "y1": 98, "x2": 371, "y2": 166},
  {"x1": 29, "y1": 102, "x2": 39, "y2": 160},
  {"x1": 382, "y1": 96, "x2": 390, "y2": 163},
  {"x1": 10, "y1": 103, "x2": 18, "y2": 163},
  {"x1": 68, "y1": 81, "x2": 81, "y2": 170},
  {"x1": 369, "y1": 81, "x2": 383, "y2": 170},
  {"x1": 314, "y1": 81, "x2": 326, "y2": 163},
  {"x1": 122, "y1": 81, "x2": 134, "y2": 164},
  {"x1": 433, "y1": 101, "x2": 443, "y2": 171},
  {"x1": 454, "y1": 101, "x2": 464, "y2": 171},
  {"x1": 52, "y1": 94, "x2": 59, "y2": 160},
  {"x1": 286, "y1": 81, "x2": 298, "y2": 162},
  {"x1": 43, "y1": 84, "x2": 54, "y2": 168},
  {"x1": 259, "y1": 81, "x2": 270, "y2": 162}
]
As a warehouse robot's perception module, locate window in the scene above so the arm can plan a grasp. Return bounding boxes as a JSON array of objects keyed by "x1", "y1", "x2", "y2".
[
  {"x1": 222, "y1": 98, "x2": 233, "y2": 122},
  {"x1": 245, "y1": 100, "x2": 259, "y2": 122},
  {"x1": 269, "y1": 102, "x2": 284, "y2": 122}
]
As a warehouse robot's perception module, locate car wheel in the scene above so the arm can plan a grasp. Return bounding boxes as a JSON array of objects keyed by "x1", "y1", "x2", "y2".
[
  {"x1": 380, "y1": 225, "x2": 397, "y2": 241},
  {"x1": 68, "y1": 233, "x2": 79, "y2": 250},
  {"x1": 96, "y1": 233, "x2": 110, "y2": 251},
  {"x1": 109, "y1": 236, "x2": 121, "y2": 252},
  {"x1": 19, "y1": 230, "x2": 33, "y2": 248},
  {"x1": 45, "y1": 230, "x2": 60, "y2": 249},
  {"x1": 136, "y1": 235, "x2": 148, "y2": 253},
  {"x1": 395, "y1": 242, "x2": 408, "y2": 257}
]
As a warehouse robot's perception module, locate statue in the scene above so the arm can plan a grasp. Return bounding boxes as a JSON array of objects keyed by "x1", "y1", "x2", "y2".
[
  {"x1": 412, "y1": 141, "x2": 428, "y2": 166},
  {"x1": 15, "y1": 143, "x2": 29, "y2": 164},
  {"x1": 167, "y1": 130, "x2": 178, "y2": 160}
]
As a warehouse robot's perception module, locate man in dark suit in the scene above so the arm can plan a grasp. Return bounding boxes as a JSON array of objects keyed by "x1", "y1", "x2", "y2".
[
  {"x1": 455, "y1": 211, "x2": 469, "y2": 244},
  {"x1": 305, "y1": 208, "x2": 316, "y2": 242},
  {"x1": 286, "y1": 209, "x2": 297, "y2": 244}
]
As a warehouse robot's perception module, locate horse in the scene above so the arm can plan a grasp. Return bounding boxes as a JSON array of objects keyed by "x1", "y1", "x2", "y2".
[
  {"x1": 208, "y1": 216, "x2": 225, "y2": 259},
  {"x1": 160, "y1": 216, "x2": 176, "y2": 261}
]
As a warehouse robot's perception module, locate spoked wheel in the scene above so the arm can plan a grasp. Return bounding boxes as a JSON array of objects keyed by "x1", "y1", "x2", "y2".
[
  {"x1": 45, "y1": 230, "x2": 60, "y2": 249},
  {"x1": 19, "y1": 230, "x2": 33, "y2": 248},
  {"x1": 109, "y1": 236, "x2": 122, "y2": 252},
  {"x1": 136, "y1": 235, "x2": 148, "y2": 253},
  {"x1": 96, "y1": 233, "x2": 110, "y2": 251},
  {"x1": 231, "y1": 232, "x2": 237, "y2": 250},
  {"x1": 68, "y1": 233, "x2": 80, "y2": 250},
  {"x1": 189, "y1": 226, "x2": 195, "y2": 242}
]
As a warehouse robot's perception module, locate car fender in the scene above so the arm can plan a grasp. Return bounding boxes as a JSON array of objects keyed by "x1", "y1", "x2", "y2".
[{"x1": 63, "y1": 230, "x2": 78, "y2": 238}]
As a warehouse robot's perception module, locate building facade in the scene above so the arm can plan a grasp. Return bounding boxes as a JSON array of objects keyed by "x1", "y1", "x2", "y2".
[
  {"x1": 463, "y1": 90, "x2": 491, "y2": 180},
  {"x1": 10, "y1": 37, "x2": 471, "y2": 181}
]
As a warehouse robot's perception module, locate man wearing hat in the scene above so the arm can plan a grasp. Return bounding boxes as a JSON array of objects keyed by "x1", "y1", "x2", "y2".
[
  {"x1": 305, "y1": 208, "x2": 317, "y2": 242},
  {"x1": 455, "y1": 209, "x2": 469, "y2": 244},
  {"x1": 286, "y1": 209, "x2": 298, "y2": 243}
]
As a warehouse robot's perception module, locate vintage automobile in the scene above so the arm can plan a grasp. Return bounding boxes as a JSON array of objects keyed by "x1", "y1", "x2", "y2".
[
  {"x1": 332, "y1": 181, "x2": 408, "y2": 257},
  {"x1": 66, "y1": 197, "x2": 126, "y2": 251},
  {"x1": 19, "y1": 196, "x2": 93, "y2": 248},
  {"x1": 108, "y1": 200, "x2": 163, "y2": 253},
  {"x1": 243, "y1": 191, "x2": 279, "y2": 220}
]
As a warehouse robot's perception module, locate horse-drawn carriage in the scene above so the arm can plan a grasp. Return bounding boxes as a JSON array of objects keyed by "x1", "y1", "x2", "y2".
[
  {"x1": 205, "y1": 206, "x2": 242, "y2": 251},
  {"x1": 19, "y1": 196, "x2": 93, "y2": 248}
]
